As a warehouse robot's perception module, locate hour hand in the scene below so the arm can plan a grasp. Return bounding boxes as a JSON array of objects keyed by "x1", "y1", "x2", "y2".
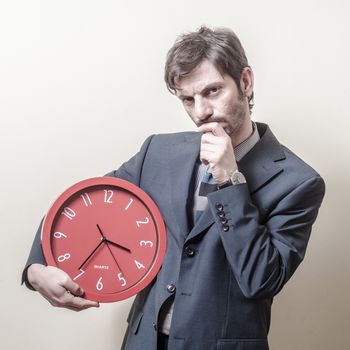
[
  {"x1": 105, "y1": 239, "x2": 131, "y2": 253},
  {"x1": 96, "y1": 224, "x2": 131, "y2": 253}
]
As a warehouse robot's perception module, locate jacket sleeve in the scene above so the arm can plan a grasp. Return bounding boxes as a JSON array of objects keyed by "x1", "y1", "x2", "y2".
[
  {"x1": 21, "y1": 135, "x2": 155, "y2": 289},
  {"x1": 207, "y1": 175, "x2": 325, "y2": 299},
  {"x1": 21, "y1": 219, "x2": 46, "y2": 290},
  {"x1": 104, "y1": 135, "x2": 154, "y2": 185}
]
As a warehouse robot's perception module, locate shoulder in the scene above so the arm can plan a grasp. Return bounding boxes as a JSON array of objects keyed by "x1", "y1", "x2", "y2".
[
  {"x1": 147, "y1": 131, "x2": 198, "y2": 145},
  {"x1": 142, "y1": 131, "x2": 199, "y2": 155},
  {"x1": 249, "y1": 123, "x2": 325, "y2": 197},
  {"x1": 279, "y1": 145, "x2": 325, "y2": 206},
  {"x1": 281, "y1": 145, "x2": 322, "y2": 181},
  {"x1": 257, "y1": 122, "x2": 323, "y2": 179}
]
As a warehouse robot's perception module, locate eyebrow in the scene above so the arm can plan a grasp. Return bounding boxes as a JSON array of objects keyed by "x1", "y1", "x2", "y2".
[{"x1": 177, "y1": 82, "x2": 223, "y2": 100}]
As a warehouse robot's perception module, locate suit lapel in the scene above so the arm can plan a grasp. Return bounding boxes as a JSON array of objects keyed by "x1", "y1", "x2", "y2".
[
  {"x1": 169, "y1": 132, "x2": 201, "y2": 236},
  {"x1": 185, "y1": 206, "x2": 214, "y2": 242},
  {"x1": 238, "y1": 123, "x2": 286, "y2": 194}
]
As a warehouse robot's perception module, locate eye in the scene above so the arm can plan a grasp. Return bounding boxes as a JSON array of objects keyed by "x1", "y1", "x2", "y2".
[
  {"x1": 209, "y1": 87, "x2": 220, "y2": 95},
  {"x1": 182, "y1": 97, "x2": 194, "y2": 106}
]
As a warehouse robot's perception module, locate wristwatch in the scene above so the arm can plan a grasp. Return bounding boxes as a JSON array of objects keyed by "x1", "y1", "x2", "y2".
[{"x1": 217, "y1": 170, "x2": 247, "y2": 190}]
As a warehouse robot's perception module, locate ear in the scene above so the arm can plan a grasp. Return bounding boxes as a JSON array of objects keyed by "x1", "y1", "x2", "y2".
[{"x1": 240, "y1": 67, "x2": 254, "y2": 99}]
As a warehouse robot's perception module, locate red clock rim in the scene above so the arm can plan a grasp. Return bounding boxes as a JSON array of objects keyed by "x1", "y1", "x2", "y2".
[{"x1": 41, "y1": 176, "x2": 167, "y2": 302}]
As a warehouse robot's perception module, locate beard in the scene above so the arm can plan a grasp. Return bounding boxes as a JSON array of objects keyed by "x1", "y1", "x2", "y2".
[
  {"x1": 222, "y1": 100, "x2": 247, "y2": 137},
  {"x1": 197, "y1": 98, "x2": 248, "y2": 138}
]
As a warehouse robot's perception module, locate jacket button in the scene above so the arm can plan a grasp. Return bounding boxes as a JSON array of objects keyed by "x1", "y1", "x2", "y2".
[
  {"x1": 152, "y1": 322, "x2": 157, "y2": 331},
  {"x1": 167, "y1": 284, "x2": 176, "y2": 293},
  {"x1": 217, "y1": 211, "x2": 226, "y2": 218},
  {"x1": 215, "y1": 203, "x2": 224, "y2": 211},
  {"x1": 184, "y1": 246, "x2": 195, "y2": 257},
  {"x1": 222, "y1": 224, "x2": 229, "y2": 232},
  {"x1": 220, "y1": 217, "x2": 228, "y2": 224}
]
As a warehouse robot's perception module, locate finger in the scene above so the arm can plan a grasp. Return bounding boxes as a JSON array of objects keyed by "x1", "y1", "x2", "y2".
[
  {"x1": 200, "y1": 144, "x2": 217, "y2": 155},
  {"x1": 200, "y1": 150, "x2": 217, "y2": 165},
  {"x1": 200, "y1": 141, "x2": 227, "y2": 156},
  {"x1": 52, "y1": 295, "x2": 82, "y2": 312},
  {"x1": 198, "y1": 122, "x2": 227, "y2": 136},
  {"x1": 42, "y1": 292, "x2": 81, "y2": 311},
  {"x1": 62, "y1": 291, "x2": 100, "y2": 309},
  {"x1": 62, "y1": 277, "x2": 84, "y2": 297},
  {"x1": 200, "y1": 158, "x2": 209, "y2": 166},
  {"x1": 70, "y1": 297, "x2": 100, "y2": 309},
  {"x1": 55, "y1": 301, "x2": 85, "y2": 312},
  {"x1": 201, "y1": 132, "x2": 221, "y2": 145},
  {"x1": 66, "y1": 306, "x2": 84, "y2": 312}
]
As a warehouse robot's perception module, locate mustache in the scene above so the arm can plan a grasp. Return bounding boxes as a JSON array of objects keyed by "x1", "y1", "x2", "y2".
[{"x1": 196, "y1": 117, "x2": 226, "y2": 127}]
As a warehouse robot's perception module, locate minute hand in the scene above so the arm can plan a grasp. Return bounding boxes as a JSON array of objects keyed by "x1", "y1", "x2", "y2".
[{"x1": 78, "y1": 239, "x2": 105, "y2": 270}]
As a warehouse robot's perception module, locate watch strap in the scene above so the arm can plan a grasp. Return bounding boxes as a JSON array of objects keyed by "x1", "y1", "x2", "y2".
[{"x1": 216, "y1": 179, "x2": 233, "y2": 190}]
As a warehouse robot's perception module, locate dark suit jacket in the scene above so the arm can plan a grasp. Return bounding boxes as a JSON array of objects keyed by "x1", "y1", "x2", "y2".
[{"x1": 23, "y1": 123, "x2": 325, "y2": 350}]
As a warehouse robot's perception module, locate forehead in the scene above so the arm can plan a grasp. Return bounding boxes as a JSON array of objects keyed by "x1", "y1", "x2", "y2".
[{"x1": 174, "y1": 60, "x2": 225, "y2": 95}]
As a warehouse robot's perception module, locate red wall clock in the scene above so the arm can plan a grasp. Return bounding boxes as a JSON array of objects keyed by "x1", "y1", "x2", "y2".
[{"x1": 41, "y1": 177, "x2": 167, "y2": 302}]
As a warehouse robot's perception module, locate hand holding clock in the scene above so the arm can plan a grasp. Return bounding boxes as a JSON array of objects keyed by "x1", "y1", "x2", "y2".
[
  {"x1": 27, "y1": 264, "x2": 99, "y2": 311},
  {"x1": 27, "y1": 223, "x2": 132, "y2": 310}
]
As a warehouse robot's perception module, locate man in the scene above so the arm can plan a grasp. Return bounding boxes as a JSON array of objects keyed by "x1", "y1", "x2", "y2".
[{"x1": 23, "y1": 26, "x2": 325, "y2": 350}]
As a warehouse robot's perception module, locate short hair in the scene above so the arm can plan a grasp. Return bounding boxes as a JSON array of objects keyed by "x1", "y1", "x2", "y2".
[{"x1": 164, "y1": 26, "x2": 254, "y2": 112}]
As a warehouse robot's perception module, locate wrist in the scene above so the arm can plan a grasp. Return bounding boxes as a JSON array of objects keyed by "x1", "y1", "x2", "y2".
[
  {"x1": 217, "y1": 169, "x2": 246, "y2": 189},
  {"x1": 215, "y1": 165, "x2": 238, "y2": 185},
  {"x1": 27, "y1": 264, "x2": 45, "y2": 287},
  {"x1": 216, "y1": 179, "x2": 232, "y2": 190}
]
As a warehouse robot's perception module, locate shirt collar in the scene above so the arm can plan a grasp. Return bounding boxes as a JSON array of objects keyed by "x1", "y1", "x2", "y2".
[{"x1": 234, "y1": 121, "x2": 260, "y2": 162}]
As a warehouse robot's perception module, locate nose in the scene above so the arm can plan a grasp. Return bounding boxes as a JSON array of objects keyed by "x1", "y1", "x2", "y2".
[{"x1": 194, "y1": 97, "x2": 213, "y2": 123}]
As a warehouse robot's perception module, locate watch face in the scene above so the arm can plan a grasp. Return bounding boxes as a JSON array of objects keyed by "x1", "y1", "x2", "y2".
[
  {"x1": 231, "y1": 171, "x2": 246, "y2": 185},
  {"x1": 41, "y1": 177, "x2": 166, "y2": 302}
]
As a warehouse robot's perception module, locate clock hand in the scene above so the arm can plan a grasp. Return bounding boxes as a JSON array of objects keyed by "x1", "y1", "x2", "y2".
[
  {"x1": 104, "y1": 240, "x2": 125, "y2": 275},
  {"x1": 78, "y1": 239, "x2": 105, "y2": 270},
  {"x1": 96, "y1": 223, "x2": 106, "y2": 238},
  {"x1": 105, "y1": 239, "x2": 131, "y2": 253},
  {"x1": 96, "y1": 224, "x2": 131, "y2": 253},
  {"x1": 96, "y1": 224, "x2": 126, "y2": 274}
]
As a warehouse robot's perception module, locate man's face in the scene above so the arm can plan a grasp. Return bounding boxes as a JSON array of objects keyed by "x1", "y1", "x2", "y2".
[{"x1": 175, "y1": 60, "x2": 250, "y2": 140}]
